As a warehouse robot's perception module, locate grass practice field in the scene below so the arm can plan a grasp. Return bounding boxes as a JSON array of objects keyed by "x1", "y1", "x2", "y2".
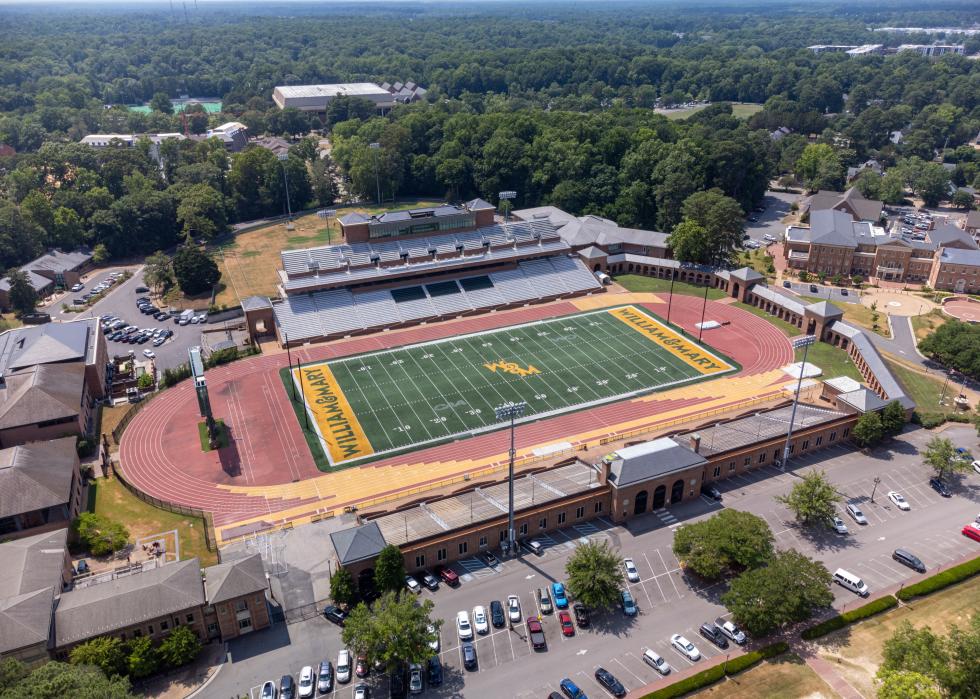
[{"x1": 284, "y1": 305, "x2": 737, "y2": 467}]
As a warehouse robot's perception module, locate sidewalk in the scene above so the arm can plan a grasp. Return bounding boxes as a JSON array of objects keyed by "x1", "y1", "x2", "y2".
[{"x1": 140, "y1": 642, "x2": 226, "y2": 699}]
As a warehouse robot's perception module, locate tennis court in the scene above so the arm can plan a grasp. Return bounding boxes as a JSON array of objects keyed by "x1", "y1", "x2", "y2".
[{"x1": 285, "y1": 304, "x2": 737, "y2": 467}]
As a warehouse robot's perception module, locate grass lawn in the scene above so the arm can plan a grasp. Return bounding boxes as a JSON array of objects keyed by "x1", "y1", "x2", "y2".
[
  {"x1": 910, "y1": 308, "x2": 947, "y2": 342},
  {"x1": 800, "y1": 341, "x2": 863, "y2": 382},
  {"x1": 816, "y1": 575, "x2": 980, "y2": 698},
  {"x1": 659, "y1": 102, "x2": 763, "y2": 121},
  {"x1": 732, "y1": 302, "x2": 800, "y2": 337},
  {"x1": 883, "y1": 354, "x2": 959, "y2": 416},
  {"x1": 799, "y1": 295, "x2": 887, "y2": 337},
  {"x1": 736, "y1": 247, "x2": 775, "y2": 279},
  {"x1": 0, "y1": 312, "x2": 23, "y2": 331},
  {"x1": 197, "y1": 419, "x2": 229, "y2": 451},
  {"x1": 98, "y1": 403, "x2": 134, "y2": 451},
  {"x1": 691, "y1": 653, "x2": 838, "y2": 699},
  {"x1": 614, "y1": 274, "x2": 728, "y2": 300},
  {"x1": 90, "y1": 475, "x2": 217, "y2": 566},
  {"x1": 165, "y1": 198, "x2": 442, "y2": 309}
]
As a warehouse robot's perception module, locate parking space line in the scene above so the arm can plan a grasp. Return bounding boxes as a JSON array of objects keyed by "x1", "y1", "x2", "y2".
[
  {"x1": 642, "y1": 552, "x2": 668, "y2": 602},
  {"x1": 611, "y1": 656, "x2": 644, "y2": 686},
  {"x1": 657, "y1": 549, "x2": 681, "y2": 599}
]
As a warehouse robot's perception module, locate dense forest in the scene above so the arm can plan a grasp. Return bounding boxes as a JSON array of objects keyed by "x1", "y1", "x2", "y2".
[{"x1": 1, "y1": 1, "x2": 979, "y2": 271}]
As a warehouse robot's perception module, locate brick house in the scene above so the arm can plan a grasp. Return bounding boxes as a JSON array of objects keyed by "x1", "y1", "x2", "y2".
[{"x1": 203, "y1": 554, "x2": 270, "y2": 640}]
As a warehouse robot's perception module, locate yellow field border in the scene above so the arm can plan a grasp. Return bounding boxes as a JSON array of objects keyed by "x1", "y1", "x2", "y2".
[
  {"x1": 608, "y1": 306, "x2": 734, "y2": 375},
  {"x1": 293, "y1": 364, "x2": 375, "y2": 464}
]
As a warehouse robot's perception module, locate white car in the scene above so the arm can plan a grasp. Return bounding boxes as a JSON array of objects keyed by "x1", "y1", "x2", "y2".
[
  {"x1": 336, "y1": 649, "x2": 351, "y2": 683},
  {"x1": 456, "y1": 610, "x2": 473, "y2": 640},
  {"x1": 642, "y1": 649, "x2": 671, "y2": 675},
  {"x1": 427, "y1": 624, "x2": 440, "y2": 652},
  {"x1": 971, "y1": 460, "x2": 980, "y2": 476},
  {"x1": 298, "y1": 665, "x2": 315, "y2": 698},
  {"x1": 70, "y1": 283, "x2": 84, "y2": 292},
  {"x1": 260, "y1": 680, "x2": 277, "y2": 699},
  {"x1": 405, "y1": 575, "x2": 421, "y2": 593},
  {"x1": 142, "y1": 349, "x2": 155, "y2": 358},
  {"x1": 670, "y1": 634, "x2": 701, "y2": 661},
  {"x1": 830, "y1": 516, "x2": 849, "y2": 535},
  {"x1": 507, "y1": 594, "x2": 521, "y2": 623},
  {"x1": 353, "y1": 685, "x2": 369, "y2": 699},
  {"x1": 624, "y1": 557, "x2": 640, "y2": 583},
  {"x1": 472, "y1": 605, "x2": 489, "y2": 634},
  {"x1": 887, "y1": 491, "x2": 910, "y2": 511}
]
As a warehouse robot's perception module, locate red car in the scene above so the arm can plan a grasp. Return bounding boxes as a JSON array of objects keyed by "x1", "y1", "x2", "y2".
[
  {"x1": 558, "y1": 611, "x2": 575, "y2": 637},
  {"x1": 527, "y1": 618, "x2": 547, "y2": 650},
  {"x1": 963, "y1": 524, "x2": 980, "y2": 543},
  {"x1": 435, "y1": 565, "x2": 459, "y2": 587},
  {"x1": 355, "y1": 653, "x2": 369, "y2": 678}
]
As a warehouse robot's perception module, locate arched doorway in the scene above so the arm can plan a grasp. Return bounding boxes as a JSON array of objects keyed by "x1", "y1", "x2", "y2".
[
  {"x1": 634, "y1": 490, "x2": 648, "y2": 515},
  {"x1": 357, "y1": 568, "x2": 375, "y2": 594},
  {"x1": 653, "y1": 485, "x2": 666, "y2": 509},
  {"x1": 593, "y1": 263, "x2": 601, "y2": 272},
  {"x1": 670, "y1": 479, "x2": 684, "y2": 504}
]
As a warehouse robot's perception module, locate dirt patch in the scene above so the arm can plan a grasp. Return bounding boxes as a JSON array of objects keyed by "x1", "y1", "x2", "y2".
[{"x1": 691, "y1": 654, "x2": 838, "y2": 699}]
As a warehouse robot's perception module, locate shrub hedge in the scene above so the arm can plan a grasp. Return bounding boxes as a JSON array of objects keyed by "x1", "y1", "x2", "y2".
[
  {"x1": 640, "y1": 642, "x2": 789, "y2": 699},
  {"x1": 897, "y1": 555, "x2": 980, "y2": 601},
  {"x1": 802, "y1": 596, "x2": 898, "y2": 640}
]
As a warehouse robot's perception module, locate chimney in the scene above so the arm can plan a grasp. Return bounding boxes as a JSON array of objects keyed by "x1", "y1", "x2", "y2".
[
  {"x1": 596, "y1": 458, "x2": 611, "y2": 485},
  {"x1": 689, "y1": 433, "x2": 701, "y2": 454}
]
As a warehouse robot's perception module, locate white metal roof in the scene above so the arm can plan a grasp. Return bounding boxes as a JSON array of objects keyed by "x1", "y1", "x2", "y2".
[{"x1": 273, "y1": 83, "x2": 389, "y2": 99}]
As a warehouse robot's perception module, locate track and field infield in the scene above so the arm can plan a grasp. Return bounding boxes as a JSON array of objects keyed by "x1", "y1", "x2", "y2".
[{"x1": 284, "y1": 304, "x2": 738, "y2": 467}]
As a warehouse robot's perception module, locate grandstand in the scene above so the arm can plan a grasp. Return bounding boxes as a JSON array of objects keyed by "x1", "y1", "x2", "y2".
[{"x1": 273, "y1": 219, "x2": 604, "y2": 344}]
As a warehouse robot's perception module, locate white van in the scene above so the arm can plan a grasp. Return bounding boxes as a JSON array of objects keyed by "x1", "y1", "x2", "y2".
[
  {"x1": 336, "y1": 649, "x2": 351, "y2": 684},
  {"x1": 833, "y1": 568, "x2": 869, "y2": 597}
]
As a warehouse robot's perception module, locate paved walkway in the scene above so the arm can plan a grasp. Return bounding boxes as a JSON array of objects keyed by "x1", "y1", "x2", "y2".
[{"x1": 796, "y1": 644, "x2": 865, "y2": 699}]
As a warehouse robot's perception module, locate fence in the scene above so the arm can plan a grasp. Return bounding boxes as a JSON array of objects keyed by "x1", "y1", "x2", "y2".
[
  {"x1": 110, "y1": 461, "x2": 216, "y2": 553},
  {"x1": 110, "y1": 390, "x2": 161, "y2": 444}
]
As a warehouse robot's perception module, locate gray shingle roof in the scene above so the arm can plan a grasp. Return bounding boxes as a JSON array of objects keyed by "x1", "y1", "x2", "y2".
[
  {"x1": 204, "y1": 553, "x2": 266, "y2": 604},
  {"x1": 578, "y1": 246, "x2": 607, "y2": 259},
  {"x1": 54, "y1": 558, "x2": 205, "y2": 647},
  {"x1": 242, "y1": 295, "x2": 273, "y2": 311},
  {"x1": 806, "y1": 188, "x2": 882, "y2": 222},
  {"x1": 329, "y1": 522, "x2": 386, "y2": 565},
  {"x1": 966, "y1": 210, "x2": 980, "y2": 229},
  {"x1": 511, "y1": 206, "x2": 578, "y2": 226},
  {"x1": 0, "y1": 527, "x2": 68, "y2": 599},
  {"x1": 837, "y1": 388, "x2": 888, "y2": 413},
  {"x1": 938, "y1": 247, "x2": 980, "y2": 266},
  {"x1": 0, "y1": 363, "x2": 85, "y2": 430},
  {"x1": 465, "y1": 197, "x2": 495, "y2": 211},
  {"x1": 556, "y1": 216, "x2": 670, "y2": 250},
  {"x1": 927, "y1": 223, "x2": 978, "y2": 250},
  {"x1": 0, "y1": 437, "x2": 78, "y2": 519},
  {"x1": 805, "y1": 300, "x2": 844, "y2": 320},
  {"x1": 730, "y1": 267, "x2": 764, "y2": 283},
  {"x1": 0, "y1": 320, "x2": 94, "y2": 374},
  {"x1": 829, "y1": 321, "x2": 914, "y2": 410},
  {"x1": 606, "y1": 437, "x2": 707, "y2": 488},
  {"x1": 0, "y1": 587, "x2": 55, "y2": 654}
]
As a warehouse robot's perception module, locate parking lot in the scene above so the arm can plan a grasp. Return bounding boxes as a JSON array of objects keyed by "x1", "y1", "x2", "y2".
[
  {"x1": 209, "y1": 424, "x2": 980, "y2": 699},
  {"x1": 743, "y1": 190, "x2": 799, "y2": 244},
  {"x1": 779, "y1": 280, "x2": 861, "y2": 305}
]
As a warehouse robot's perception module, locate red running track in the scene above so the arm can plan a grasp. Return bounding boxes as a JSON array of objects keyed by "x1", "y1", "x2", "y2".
[{"x1": 119, "y1": 297, "x2": 793, "y2": 527}]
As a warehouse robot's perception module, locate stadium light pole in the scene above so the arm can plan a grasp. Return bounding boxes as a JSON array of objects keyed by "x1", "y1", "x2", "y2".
[
  {"x1": 495, "y1": 401, "x2": 527, "y2": 557},
  {"x1": 317, "y1": 208, "x2": 337, "y2": 244},
  {"x1": 295, "y1": 347, "x2": 310, "y2": 430},
  {"x1": 277, "y1": 153, "x2": 293, "y2": 222},
  {"x1": 369, "y1": 142, "x2": 381, "y2": 205},
  {"x1": 499, "y1": 190, "x2": 517, "y2": 221},
  {"x1": 697, "y1": 282, "x2": 709, "y2": 342},
  {"x1": 780, "y1": 335, "x2": 815, "y2": 471},
  {"x1": 665, "y1": 267, "x2": 677, "y2": 325},
  {"x1": 284, "y1": 331, "x2": 298, "y2": 402}
]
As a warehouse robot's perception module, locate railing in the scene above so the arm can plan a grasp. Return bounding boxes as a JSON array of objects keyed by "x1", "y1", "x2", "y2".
[{"x1": 110, "y1": 389, "x2": 161, "y2": 444}]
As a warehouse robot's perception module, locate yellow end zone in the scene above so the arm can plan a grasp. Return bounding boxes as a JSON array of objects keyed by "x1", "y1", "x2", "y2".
[
  {"x1": 293, "y1": 364, "x2": 374, "y2": 464},
  {"x1": 608, "y1": 306, "x2": 734, "y2": 375}
]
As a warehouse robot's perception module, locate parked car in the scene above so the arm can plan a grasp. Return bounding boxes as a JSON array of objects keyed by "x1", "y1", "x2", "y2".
[
  {"x1": 594, "y1": 668, "x2": 626, "y2": 697},
  {"x1": 559, "y1": 610, "x2": 575, "y2": 636},
  {"x1": 260, "y1": 681, "x2": 277, "y2": 699},
  {"x1": 70, "y1": 283, "x2": 84, "y2": 292},
  {"x1": 537, "y1": 587, "x2": 553, "y2": 614},
  {"x1": 527, "y1": 618, "x2": 547, "y2": 650},
  {"x1": 573, "y1": 601, "x2": 590, "y2": 628},
  {"x1": 624, "y1": 557, "x2": 640, "y2": 583},
  {"x1": 142, "y1": 349, "x2": 155, "y2": 358},
  {"x1": 782, "y1": 280, "x2": 792, "y2": 288},
  {"x1": 456, "y1": 610, "x2": 473, "y2": 640},
  {"x1": 930, "y1": 478, "x2": 951, "y2": 497},
  {"x1": 426, "y1": 656, "x2": 443, "y2": 687},
  {"x1": 963, "y1": 524, "x2": 980, "y2": 543},
  {"x1": 620, "y1": 590, "x2": 638, "y2": 617},
  {"x1": 316, "y1": 661, "x2": 333, "y2": 694},
  {"x1": 715, "y1": 618, "x2": 747, "y2": 645},
  {"x1": 389, "y1": 665, "x2": 406, "y2": 699},
  {"x1": 892, "y1": 548, "x2": 926, "y2": 573},
  {"x1": 888, "y1": 491, "x2": 910, "y2": 511},
  {"x1": 840, "y1": 288, "x2": 849, "y2": 296},
  {"x1": 699, "y1": 622, "x2": 729, "y2": 649},
  {"x1": 551, "y1": 582, "x2": 569, "y2": 609},
  {"x1": 846, "y1": 503, "x2": 868, "y2": 525},
  {"x1": 408, "y1": 663, "x2": 423, "y2": 695},
  {"x1": 642, "y1": 649, "x2": 671, "y2": 675},
  {"x1": 809, "y1": 284, "x2": 818, "y2": 293},
  {"x1": 472, "y1": 605, "x2": 489, "y2": 634},
  {"x1": 489, "y1": 599, "x2": 505, "y2": 628},
  {"x1": 461, "y1": 643, "x2": 477, "y2": 670},
  {"x1": 355, "y1": 653, "x2": 368, "y2": 678},
  {"x1": 560, "y1": 678, "x2": 587, "y2": 699},
  {"x1": 523, "y1": 538, "x2": 545, "y2": 556},
  {"x1": 404, "y1": 575, "x2": 421, "y2": 594},
  {"x1": 297, "y1": 666, "x2": 315, "y2": 699},
  {"x1": 135, "y1": 286, "x2": 149, "y2": 293},
  {"x1": 322, "y1": 605, "x2": 346, "y2": 626},
  {"x1": 436, "y1": 565, "x2": 459, "y2": 586},
  {"x1": 279, "y1": 674, "x2": 296, "y2": 699},
  {"x1": 507, "y1": 594, "x2": 522, "y2": 622},
  {"x1": 830, "y1": 516, "x2": 849, "y2": 535},
  {"x1": 700, "y1": 483, "x2": 722, "y2": 500},
  {"x1": 353, "y1": 684, "x2": 369, "y2": 699},
  {"x1": 480, "y1": 550, "x2": 499, "y2": 567},
  {"x1": 421, "y1": 572, "x2": 439, "y2": 590},
  {"x1": 670, "y1": 634, "x2": 701, "y2": 661}
]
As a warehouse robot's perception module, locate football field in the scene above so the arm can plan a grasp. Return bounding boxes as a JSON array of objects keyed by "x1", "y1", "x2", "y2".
[{"x1": 287, "y1": 305, "x2": 737, "y2": 467}]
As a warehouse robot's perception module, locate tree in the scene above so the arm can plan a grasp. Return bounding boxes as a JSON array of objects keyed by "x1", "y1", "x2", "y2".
[
  {"x1": 922, "y1": 436, "x2": 963, "y2": 481},
  {"x1": 720, "y1": 549, "x2": 833, "y2": 637},
  {"x1": 330, "y1": 567, "x2": 356, "y2": 607},
  {"x1": 373, "y1": 544, "x2": 406, "y2": 594},
  {"x1": 915, "y1": 162, "x2": 952, "y2": 208},
  {"x1": 137, "y1": 372, "x2": 154, "y2": 390},
  {"x1": 5, "y1": 268, "x2": 38, "y2": 315},
  {"x1": 799, "y1": 270, "x2": 811, "y2": 282},
  {"x1": 880, "y1": 621, "x2": 951, "y2": 688},
  {"x1": 879, "y1": 171, "x2": 907, "y2": 205},
  {"x1": 124, "y1": 636, "x2": 158, "y2": 678},
  {"x1": 876, "y1": 670, "x2": 943, "y2": 699},
  {"x1": 880, "y1": 401, "x2": 907, "y2": 437},
  {"x1": 677, "y1": 189, "x2": 745, "y2": 265},
  {"x1": 174, "y1": 183, "x2": 227, "y2": 240},
  {"x1": 92, "y1": 243, "x2": 109, "y2": 265},
  {"x1": 341, "y1": 591, "x2": 439, "y2": 671},
  {"x1": 143, "y1": 251, "x2": 175, "y2": 293},
  {"x1": 775, "y1": 470, "x2": 842, "y2": 526},
  {"x1": 1, "y1": 659, "x2": 137, "y2": 698},
  {"x1": 878, "y1": 613, "x2": 980, "y2": 699},
  {"x1": 149, "y1": 92, "x2": 172, "y2": 114},
  {"x1": 73, "y1": 512, "x2": 129, "y2": 556},
  {"x1": 852, "y1": 411, "x2": 884, "y2": 449},
  {"x1": 672, "y1": 510, "x2": 774, "y2": 580},
  {"x1": 157, "y1": 625, "x2": 202, "y2": 668},
  {"x1": 951, "y1": 190, "x2": 974, "y2": 210},
  {"x1": 564, "y1": 540, "x2": 624, "y2": 610},
  {"x1": 669, "y1": 219, "x2": 712, "y2": 265},
  {"x1": 69, "y1": 635, "x2": 127, "y2": 677},
  {"x1": 172, "y1": 245, "x2": 220, "y2": 296},
  {"x1": 919, "y1": 321, "x2": 980, "y2": 381},
  {"x1": 796, "y1": 144, "x2": 843, "y2": 192}
]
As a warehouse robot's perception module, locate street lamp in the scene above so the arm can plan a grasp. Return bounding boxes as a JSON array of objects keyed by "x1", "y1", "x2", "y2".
[
  {"x1": 277, "y1": 153, "x2": 294, "y2": 230},
  {"x1": 780, "y1": 335, "x2": 815, "y2": 471},
  {"x1": 495, "y1": 401, "x2": 527, "y2": 557},
  {"x1": 499, "y1": 190, "x2": 517, "y2": 221},
  {"x1": 369, "y1": 142, "x2": 381, "y2": 205}
]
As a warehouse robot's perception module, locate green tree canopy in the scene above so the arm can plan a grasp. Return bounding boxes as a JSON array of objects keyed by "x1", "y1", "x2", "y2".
[
  {"x1": 1, "y1": 658, "x2": 137, "y2": 699},
  {"x1": 5, "y1": 268, "x2": 38, "y2": 316},
  {"x1": 775, "y1": 470, "x2": 842, "y2": 526},
  {"x1": 341, "y1": 591, "x2": 439, "y2": 671},
  {"x1": 876, "y1": 670, "x2": 943, "y2": 699},
  {"x1": 796, "y1": 143, "x2": 844, "y2": 192},
  {"x1": 143, "y1": 250, "x2": 174, "y2": 293},
  {"x1": 373, "y1": 544, "x2": 406, "y2": 594},
  {"x1": 852, "y1": 411, "x2": 885, "y2": 449},
  {"x1": 149, "y1": 92, "x2": 172, "y2": 114},
  {"x1": 68, "y1": 635, "x2": 127, "y2": 677},
  {"x1": 669, "y1": 219, "x2": 711, "y2": 264},
  {"x1": 330, "y1": 567, "x2": 356, "y2": 607},
  {"x1": 157, "y1": 625, "x2": 202, "y2": 668},
  {"x1": 918, "y1": 321, "x2": 980, "y2": 381},
  {"x1": 172, "y1": 245, "x2": 220, "y2": 296},
  {"x1": 73, "y1": 512, "x2": 129, "y2": 556},
  {"x1": 720, "y1": 549, "x2": 833, "y2": 637},
  {"x1": 672, "y1": 509, "x2": 774, "y2": 580},
  {"x1": 124, "y1": 636, "x2": 159, "y2": 678},
  {"x1": 564, "y1": 540, "x2": 624, "y2": 610},
  {"x1": 922, "y1": 435, "x2": 963, "y2": 480},
  {"x1": 880, "y1": 401, "x2": 907, "y2": 437}
]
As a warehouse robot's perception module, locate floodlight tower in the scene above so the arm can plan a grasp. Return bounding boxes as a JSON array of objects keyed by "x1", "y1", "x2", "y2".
[
  {"x1": 188, "y1": 346, "x2": 216, "y2": 444},
  {"x1": 495, "y1": 401, "x2": 527, "y2": 557},
  {"x1": 498, "y1": 190, "x2": 517, "y2": 221},
  {"x1": 317, "y1": 208, "x2": 338, "y2": 244},
  {"x1": 780, "y1": 335, "x2": 815, "y2": 471}
]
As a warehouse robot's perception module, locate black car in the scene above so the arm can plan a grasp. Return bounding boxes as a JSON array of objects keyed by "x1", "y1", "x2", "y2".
[
  {"x1": 480, "y1": 550, "x2": 499, "y2": 567},
  {"x1": 322, "y1": 605, "x2": 347, "y2": 625},
  {"x1": 388, "y1": 663, "x2": 407, "y2": 699},
  {"x1": 892, "y1": 548, "x2": 926, "y2": 574},
  {"x1": 700, "y1": 483, "x2": 722, "y2": 500},
  {"x1": 699, "y1": 622, "x2": 729, "y2": 649},
  {"x1": 929, "y1": 478, "x2": 951, "y2": 498},
  {"x1": 489, "y1": 600, "x2": 505, "y2": 628},
  {"x1": 421, "y1": 572, "x2": 439, "y2": 591},
  {"x1": 594, "y1": 668, "x2": 626, "y2": 698},
  {"x1": 427, "y1": 656, "x2": 443, "y2": 687},
  {"x1": 462, "y1": 643, "x2": 477, "y2": 670},
  {"x1": 155, "y1": 312, "x2": 170, "y2": 321},
  {"x1": 572, "y1": 602, "x2": 590, "y2": 628},
  {"x1": 135, "y1": 286, "x2": 149, "y2": 293},
  {"x1": 279, "y1": 674, "x2": 296, "y2": 699}
]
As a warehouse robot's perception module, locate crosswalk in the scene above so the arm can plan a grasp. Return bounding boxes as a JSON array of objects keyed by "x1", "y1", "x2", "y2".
[{"x1": 653, "y1": 508, "x2": 679, "y2": 527}]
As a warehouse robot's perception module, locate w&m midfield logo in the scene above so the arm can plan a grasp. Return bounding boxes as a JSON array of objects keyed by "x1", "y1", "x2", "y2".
[{"x1": 483, "y1": 360, "x2": 541, "y2": 377}]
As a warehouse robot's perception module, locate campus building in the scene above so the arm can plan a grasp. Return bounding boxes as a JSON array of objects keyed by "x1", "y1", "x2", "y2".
[
  {"x1": 0, "y1": 437, "x2": 84, "y2": 540},
  {"x1": 898, "y1": 44, "x2": 965, "y2": 56},
  {"x1": 0, "y1": 249, "x2": 93, "y2": 311},
  {"x1": 273, "y1": 83, "x2": 395, "y2": 113}
]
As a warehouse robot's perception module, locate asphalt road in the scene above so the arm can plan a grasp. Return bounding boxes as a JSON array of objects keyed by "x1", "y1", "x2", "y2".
[
  {"x1": 780, "y1": 281, "x2": 861, "y2": 305},
  {"x1": 205, "y1": 424, "x2": 980, "y2": 699},
  {"x1": 743, "y1": 190, "x2": 799, "y2": 244}
]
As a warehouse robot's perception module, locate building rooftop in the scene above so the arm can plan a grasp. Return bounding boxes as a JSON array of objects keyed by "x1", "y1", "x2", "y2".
[
  {"x1": 204, "y1": 554, "x2": 266, "y2": 605},
  {"x1": 927, "y1": 223, "x2": 978, "y2": 250},
  {"x1": 0, "y1": 318, "x2": 96, "y2": 374},
  {"x1": 0, "y1": 249, "x2": 93, "y2": 293},
  {"x1": 329, "y1": 521, "x2": 387, "y2": 565},
  {"x1": 837, "y1": 388, "x2": 889, "y2": 413},
  {"x1": 556, "y1": 215, "x2": 670, "y2": 250},
  {"x1": 606, "y1": 437, "x2": 707, "y2": 487},
  {"x1": 0, "y1": 528, "x2": 68, "y2": 655},
  {"x1": 53, "y1": 558, "x2": 205, "y2": 647},
  {"x1": 805, "y1": 188, "x2": 883, "y2": 223},
  {"x1": 806, "y1": 300, "x2": 844, "y2": 320},
  {"x1": 274, "y1": 83, "x2": 391, "y2": 99},
  {"x1": 938, "y1": 247, "x2": 980, "y2": 267},
  {"x1": 0, "y1": 363, "x2": 85, "y2": 430},
  {"x1": 828, "y1": 321, "x2": 914, "y2": 410},
  {"x1": 511, "y1": 206, "x2": 579, "y2": 227},
  {"x1": 0, "y1": 437, "x2": 78, "y2": 520},
  {"x1": 371, "y1": 460, "x2": 603, "y2": 548}
]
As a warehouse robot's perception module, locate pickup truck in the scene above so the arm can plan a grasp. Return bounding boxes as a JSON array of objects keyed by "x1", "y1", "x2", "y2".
[{"x1": 714, "y1": 618, "x2": 747, "y2": 645}]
